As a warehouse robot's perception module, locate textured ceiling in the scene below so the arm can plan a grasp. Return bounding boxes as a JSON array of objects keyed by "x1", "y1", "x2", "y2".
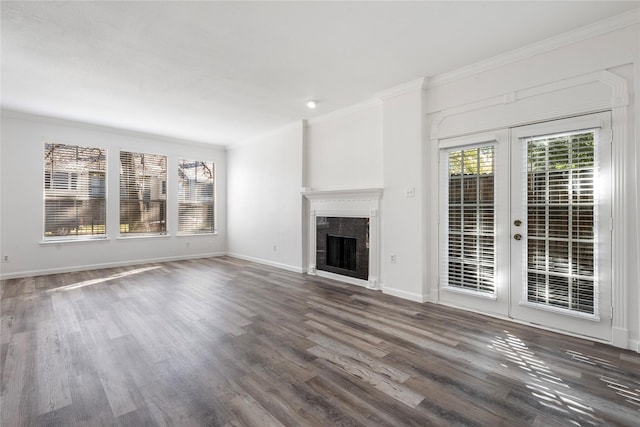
[{"x1": 1, "y1": 1, "x2": 638, "y2": 145}]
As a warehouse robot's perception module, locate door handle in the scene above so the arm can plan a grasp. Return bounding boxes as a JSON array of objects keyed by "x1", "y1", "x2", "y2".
[{"x1": 514, "y1": 234, "x2": 522, "y2": 241}]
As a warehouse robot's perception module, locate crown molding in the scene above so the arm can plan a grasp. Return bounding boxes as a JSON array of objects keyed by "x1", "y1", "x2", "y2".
[
  {"x1": 375, "y1": 77, "x2": 428, "y2": 100},
  {"x1": 427, "y1": 8, "x2": 640, "y2": 89}
]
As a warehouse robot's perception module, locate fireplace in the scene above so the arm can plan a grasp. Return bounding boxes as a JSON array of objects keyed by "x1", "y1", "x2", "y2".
[
  {"x1": 316, "y1": 217, "x2": 369, "y2": 280},
  {"x1": 302, "y1": 188, "x2": 382, "y2": 289}
]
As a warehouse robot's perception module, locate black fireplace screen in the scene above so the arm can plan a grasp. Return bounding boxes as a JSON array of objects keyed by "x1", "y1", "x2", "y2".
[
  {"x1": 316, "y1": 217, "x2": 369, "y2": 280},
  {"x1": 326, "y1": 235, "x2": 357, "y2": 271}
]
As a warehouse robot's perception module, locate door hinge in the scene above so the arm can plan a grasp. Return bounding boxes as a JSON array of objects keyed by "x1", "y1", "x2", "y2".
[
  {"x1": 610, "y1": 217, "x2": 613, "y2": 232},
  {"x1": 608, "y1": 129, "x2": 613, "y2": 144},
  {"x1": 610, "y1": 306, "x2": 614, "y2": 320}
]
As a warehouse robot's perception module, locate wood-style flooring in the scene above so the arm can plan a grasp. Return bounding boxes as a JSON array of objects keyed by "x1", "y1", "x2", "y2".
[{"x1": 1, "y1": 256, "x2": 639, "y2": 426}]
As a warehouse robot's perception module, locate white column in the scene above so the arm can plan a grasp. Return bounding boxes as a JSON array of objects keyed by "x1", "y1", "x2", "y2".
[
  {"x1": 308, "y1": 209, "x2": 317, "y2": 274},
  {"x1": 367, "y1": 208, "x2": 380, "y2": 289},
  {"x1": 611, "y1": 85, "x2": 629, "y2": 348}
]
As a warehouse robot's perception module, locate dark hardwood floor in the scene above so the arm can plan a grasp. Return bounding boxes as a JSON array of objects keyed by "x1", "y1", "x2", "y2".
[{"x1": 1, "y1": 256, "x2": 639, "y2": 426}]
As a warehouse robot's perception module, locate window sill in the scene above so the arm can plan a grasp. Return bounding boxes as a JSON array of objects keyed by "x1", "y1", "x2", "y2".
[
  {"x1": 176, "y1": 232, "x2": 218, "y2": 237},
  {"x1": 441, "y1": 285, "x2": 497, "y2": 300},
  {"x1": 518, "y1": 301, "x2": 600, "y2": 321},
  {"x1": 117, "y1": 234, "x2": 172, "y2": 240},
  {"x1": 40, "y1": 236, "x2": 109, "y2": 245}
]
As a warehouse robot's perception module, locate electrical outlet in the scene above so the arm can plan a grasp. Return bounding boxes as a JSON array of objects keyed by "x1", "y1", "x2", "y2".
[
  {"x1": 389, "y1": 253, "x2": 396, "y2": 263},
  {"x1": 405, "y1": 187, "x2": 415, "y2": 198},
  {"x1": 2, "y1": 255, "x2": 8, "y2": 263},
  {"x1": 273, "y1": 245, "x2": 277, "y2": 252}
]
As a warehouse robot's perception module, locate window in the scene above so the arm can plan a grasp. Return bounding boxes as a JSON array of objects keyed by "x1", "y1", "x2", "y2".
[
  {"x1": 525, "y1": 131, "x2": 597, "y2": 314},
  {"x1": 445, "y1": 146, "x2": 495, "y2": 293},
  {"x1": 44, "y1": 143, "x2": 106, "y2": 239},
  {"x1": 178, "y1": 159, "x2": 215, "y2": 234},
  {"x1": 120, "y1": 151, "x2": 167, "y2": 235}
]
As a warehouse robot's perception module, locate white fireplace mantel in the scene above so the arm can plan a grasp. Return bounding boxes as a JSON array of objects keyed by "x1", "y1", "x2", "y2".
[{"x1": 302, "y1": 188, "x2": 383, "y2": 290}]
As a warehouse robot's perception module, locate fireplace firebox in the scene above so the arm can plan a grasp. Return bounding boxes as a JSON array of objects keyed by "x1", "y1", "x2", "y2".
[
  {"x1": 326, "y1": 235, "x2": 357, "y2": 271},
  {"x1": 316, "y1": 217, "x2": 369, "y2": 280}
]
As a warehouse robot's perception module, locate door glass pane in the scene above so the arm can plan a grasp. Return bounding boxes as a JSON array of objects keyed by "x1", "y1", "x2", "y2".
[
  {"x1": 525, "y1": 131, "x2": 597, "y2": 314},
  {"x1": 447, "y1": 146, "x2": 495, "y2": 293}
]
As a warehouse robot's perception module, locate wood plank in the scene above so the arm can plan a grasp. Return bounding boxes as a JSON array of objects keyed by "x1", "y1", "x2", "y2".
[
  {"x1": 304, "y1": 319, "x2": 388, "y2": 358},
  {"x1": 1, "y1": 331, "x2": 36, "y2": 427},
  {"x1": 306, "y1": 333, "x2": 407, "y2": 382},
  {"x1": 35, "y1": 322, "x2": 72, "y2": 415},
  {"x1": 305, "y1": 311, "x2": 384, "y2": 344},
  {"x1": 228, "y1": 386, "x2": 286, "y2": 427},
  {"x1": 308, "y1": 345, "x2": 423, "y2": 408}
]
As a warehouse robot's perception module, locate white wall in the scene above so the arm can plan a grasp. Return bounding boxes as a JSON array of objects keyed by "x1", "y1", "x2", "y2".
[
  {"x1": 305, "y1": 101, "x2": 383, "y2": 190},
  {"x1": 226, "y1": 122, "x2": 304, "y2": 272},
  {"x1": 0, "y1": 111, "x2": 227, "y2": 279},
  {"x1": 380, "y1": 88, "x2": 426, "y2": 301}
]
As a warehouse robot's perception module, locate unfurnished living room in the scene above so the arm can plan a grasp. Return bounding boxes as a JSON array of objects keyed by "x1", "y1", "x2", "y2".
[{"x1": 1, "y1": 1, "x2": 640, "y2": 426}]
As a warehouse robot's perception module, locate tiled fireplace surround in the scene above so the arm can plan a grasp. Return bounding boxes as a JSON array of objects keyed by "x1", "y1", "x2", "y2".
[{"x1": 302, "y1": 188, "x2": 382, "y2": 290}]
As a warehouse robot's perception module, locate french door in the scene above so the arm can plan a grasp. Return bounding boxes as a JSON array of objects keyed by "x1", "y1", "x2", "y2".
[
  {"x1": 439, "y1": 113, "x2": 612, "y2": 341},
  {"x1": 438, "y1": 130, "x2": 510, "y2": 318},
  {"x1": 509, "y1": 113, "x2": 612, "y2": 340}
]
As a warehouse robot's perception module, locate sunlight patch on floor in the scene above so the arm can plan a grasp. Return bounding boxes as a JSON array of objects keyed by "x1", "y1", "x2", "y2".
[
  {"x1": 566, "y1": 350, "x2": 640, "y2": 409},
  {"x1": 490, "y1": 331, "x2": 602, "y2": 425},
  {"x1": 46, "y1": 266, "x2": 162, "y2": 292}
]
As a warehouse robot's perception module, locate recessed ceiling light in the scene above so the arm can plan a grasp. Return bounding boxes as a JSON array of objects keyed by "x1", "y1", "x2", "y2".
[{"x1": 306, "y1": 100, "x2": 317, "y2": 109}]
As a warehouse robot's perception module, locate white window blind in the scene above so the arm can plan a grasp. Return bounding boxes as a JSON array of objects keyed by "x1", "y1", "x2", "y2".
[
  {"x1": 178, "y1": 159, "x2": 215, "y2": 234},
  {"x1": 525, "y1": 130, "x2": 597, "y2": 314},
  {"x1": 446, "y1": 146, "x2": 495, "y2": 293},
  {"x1": 44, "y1": 143, "x2": 106, "y2": 239},
  {"x1": 119, "y1": 151, "x2": 167, "y2": 235}
]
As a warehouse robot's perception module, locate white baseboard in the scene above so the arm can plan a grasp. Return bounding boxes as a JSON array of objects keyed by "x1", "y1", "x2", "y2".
[
  {"x1": 0, "y1": 252, "x2": 226, "y2": 280},
  {"x1": 225, "y1": 253, "x2": 304, "y2": 274},
  {"x1": 382, "y1": 286, "x2": 429, "y2": 303},
  {"x1": 628, "y1": 338, "x2": 640, "y2": 353}
]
